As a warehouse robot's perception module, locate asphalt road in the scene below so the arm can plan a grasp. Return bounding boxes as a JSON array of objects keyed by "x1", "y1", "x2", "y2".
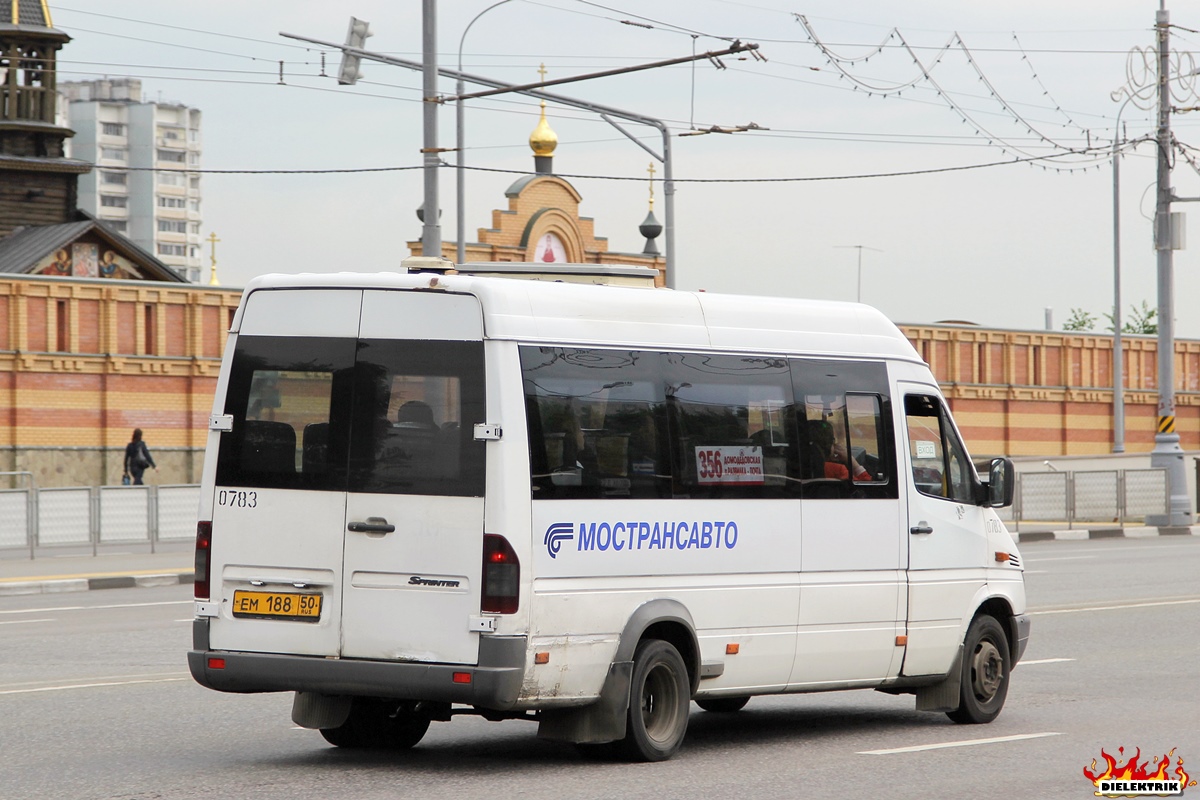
[{"x1": 3, "y1": 536, "x2": 1199, "y2": 800}]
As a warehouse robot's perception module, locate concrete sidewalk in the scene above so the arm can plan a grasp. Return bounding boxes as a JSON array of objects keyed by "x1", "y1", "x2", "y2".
[{"x1": 0, "y1": 550, "x2": 193, "y2": 597}]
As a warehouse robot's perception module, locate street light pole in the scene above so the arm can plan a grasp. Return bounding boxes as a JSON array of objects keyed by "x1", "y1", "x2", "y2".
[
  {"x1": 457, "y1": 0, "x2": 514, "y2": 265},
  {"x1": 835, "y1": 244, "x2": 881, "y2": 303},
  {"x1": 278, "y1": 27, "x2": 759, "y2": 287},
  {"x1": 282, "y1": 39, "x2": 683, "y2": 287},
  {"x1": 1110, "y1": 93, "x2": 1141, "y2": 454}
]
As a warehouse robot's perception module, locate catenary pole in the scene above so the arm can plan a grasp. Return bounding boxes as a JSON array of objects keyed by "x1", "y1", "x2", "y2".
[
  {"x1": 421, "y1": 0, "x2": 441, "y2": 259},
  {"x1": 1150, "y1": 1, "x2": 1192, "y2": 525},
  {"x1": 280, "y1": 33, "x2": 691, "y2": 287}
]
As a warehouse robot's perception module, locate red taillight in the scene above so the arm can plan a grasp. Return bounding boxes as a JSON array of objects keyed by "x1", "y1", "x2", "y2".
[
  {"x1": 194, "y1": 521, "x2": 212, "y2": 600},
  {"x1": 481, "y1": 534, "x2": 519, "y2": 614},
  {"x1": 452, "y1": 672, "x2": 472, "y2": 684},
  {"x1": 208, "y1": 657, "x2": 226, "y2": 670}
]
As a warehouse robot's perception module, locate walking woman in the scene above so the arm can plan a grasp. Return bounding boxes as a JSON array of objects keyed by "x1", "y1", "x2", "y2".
[{"x1": 123, "y1": 428, "x2": 156, "y2": 485}]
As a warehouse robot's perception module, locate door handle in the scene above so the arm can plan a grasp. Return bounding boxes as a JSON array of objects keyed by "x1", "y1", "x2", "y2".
[
  {"x1": 347, "y1": 517, "x2": 396, "y2": 534},
  {"x1": 910, "y1": 524, "x2": 934, "y2": 535}
]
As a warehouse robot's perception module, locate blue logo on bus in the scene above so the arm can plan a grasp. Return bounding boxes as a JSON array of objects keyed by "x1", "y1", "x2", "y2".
[
  {"x1": 544, "y1": 522, "x2": 574, "y2": 559},
  {"x1": 543, "y1": 520, "x2": 739, "y2": 557}
]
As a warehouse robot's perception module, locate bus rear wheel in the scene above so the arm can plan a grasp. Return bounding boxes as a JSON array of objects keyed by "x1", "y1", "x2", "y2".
[
  {"x1": 618, "y1": 639, "x2": 691, "y2": 762},
  {"x1": 320, "y1": 698, "x2": 431, "y2": 750}
]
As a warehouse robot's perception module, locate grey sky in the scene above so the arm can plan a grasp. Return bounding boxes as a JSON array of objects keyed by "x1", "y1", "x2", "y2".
[{"x1": 51, "y1": 1, "x2": 1200, "y2": 336}]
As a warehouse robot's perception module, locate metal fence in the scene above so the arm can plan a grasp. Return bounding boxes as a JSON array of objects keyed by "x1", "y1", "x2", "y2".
[
  {"x1": 999, "y1": 468, "x2": 1169, "y2": 530},
  {"x1": 0, "y1": 483, "x2": 199, "y2": 558},
  {"x1": 0, "y1": 468, "x2": 1173, "y2": 556}
]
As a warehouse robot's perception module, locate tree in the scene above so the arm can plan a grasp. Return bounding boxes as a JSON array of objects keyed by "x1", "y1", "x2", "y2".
[
  {"x1": 1104, "y1": 300, "x2": 1158, "y2": 335},
  {"x1": 1062, "y1": 308, "x2": 1096, "y2": 332}
]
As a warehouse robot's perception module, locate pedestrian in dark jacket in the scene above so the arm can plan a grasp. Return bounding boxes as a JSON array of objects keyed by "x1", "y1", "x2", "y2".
[{"x1": 123, "y1": 428, "x2": 156, "y2": 485}]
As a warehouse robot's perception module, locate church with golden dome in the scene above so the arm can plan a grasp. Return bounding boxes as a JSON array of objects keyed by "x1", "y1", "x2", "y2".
[{"x1": 408, "y1": 88, "x2": 667, "y2": 285}]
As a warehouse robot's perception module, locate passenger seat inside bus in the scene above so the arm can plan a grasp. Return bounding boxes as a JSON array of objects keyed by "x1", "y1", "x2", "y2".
[
  {"x1": 395, "y1": 400, "x2": 437, "y2": 430},
  {"x1": 302, "y1": 422, "x2": 329, "y2": 474},
  {"x1": 241, "y1": 420, "x2": 297, "y2": 475}
]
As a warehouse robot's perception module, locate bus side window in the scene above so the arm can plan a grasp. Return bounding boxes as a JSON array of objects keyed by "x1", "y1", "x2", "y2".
[
  {"x1": 664, "y1": 353, "x2": 793, "y2": 499},
  {"x1": 904, "y1": 394, "x2": 975, "y2": 503},
  {"x1": 520, "y1": 347, "x2": 668, "y2": 499},
  {"x1": 791, "y1": 358, "x2": 896, "y2": 500},
  {"x1": 846, "y1": 393, "x2": 886, "y2": 482}
]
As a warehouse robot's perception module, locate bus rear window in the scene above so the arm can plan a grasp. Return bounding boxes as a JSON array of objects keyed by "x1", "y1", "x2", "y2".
[
  {"x1": 215, "y1": 336, "x2": 354, "y2": 492},
  {"x1": 215, "y1": 336, "x2": 486, "y2": 496},
  {"x1": 347, "y1": 339, "x2": 486, "y2": 497}
]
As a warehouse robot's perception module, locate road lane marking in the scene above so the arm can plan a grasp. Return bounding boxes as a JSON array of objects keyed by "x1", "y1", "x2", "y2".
[
  {"x1": 0, "y1": 568, "x2": 190, "y2": 584},
  {"x1": 1020, "y1": 541, "x2": 1200, "y2": 554},
  {"x1": 1030, "y1": 597, "x2": 1200, "y2": 616},
  {"x1": 0, "y1": 600, "x2": 190, "y2": 615},
  {"x1": 0, "y1": 672, "x2": 190, "y2": 690},
  {"x1": 0, "y1": 675, "x2": 190, "y2": 695},
  {"x1": 1022, "y1": 555, "x2": 1097, "y2": 563},
  {"x1": 0, "y1": 618, "x2": 53, "y2": 625},
  {"x1": 858, "y1": 732, "x2": 1062, "y2": 755},
  {"x1": 1017, "y1": 657, "x2": 1075, "y2": 666}
]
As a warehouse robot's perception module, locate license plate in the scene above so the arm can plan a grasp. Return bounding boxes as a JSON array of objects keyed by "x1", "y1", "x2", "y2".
[{"x1": 232, "y1": 590, "x2": 322, "y2": 622}]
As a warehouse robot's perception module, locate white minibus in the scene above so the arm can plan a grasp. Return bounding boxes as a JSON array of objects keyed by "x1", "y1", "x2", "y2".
[{"x1": 189, "y1": 264, "x2": 1029, "y2": 762}]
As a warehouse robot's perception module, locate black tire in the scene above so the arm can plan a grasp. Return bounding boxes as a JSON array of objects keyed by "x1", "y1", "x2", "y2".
[
  {"x1": 946, "y1": 615, "x2": 1010, "y2": 724},
  {"x1": 617, "y1": 639, "x2": 691, "y2": 762},
  {"x1": 695, "y1": 696, "x2": 749, "y2": 713},
  {"x1": 320, "y1": 698, "x2": 431, "y2": 750}
]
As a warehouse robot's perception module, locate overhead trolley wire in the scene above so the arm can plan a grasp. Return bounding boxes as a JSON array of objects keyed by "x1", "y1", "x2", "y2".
[{"x1": 98, "y1": 143, "x2": 1131, "y2": 181}]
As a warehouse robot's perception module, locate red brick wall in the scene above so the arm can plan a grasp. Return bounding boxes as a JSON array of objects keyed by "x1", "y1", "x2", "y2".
[
  {"x1": 116, "y1": 302, "x2": 136, "y2": 354},
  {"x1": 932, "y1": 341, "x2": 950, "y2": 382},
  {"x1": 26, "y1": 296, "x2": 47, "y2": 351},
  {"x1": 165, "y1": 304, "x2": 186, "y2": 356},
  {"x1": 78, "y1": 298, "x2": 100, "y2": 353},
  {"x1": 202, "y1": 305, "x2": 220, "y2": 357},
  {"x1": 1045, "y1": 347, "x2": 1062, "y2": 385}
]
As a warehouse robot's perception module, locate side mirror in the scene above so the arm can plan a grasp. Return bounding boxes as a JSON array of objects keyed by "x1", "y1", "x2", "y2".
[{"x1": 987, "y1": 457, "x2": 1015, "y2": 508}]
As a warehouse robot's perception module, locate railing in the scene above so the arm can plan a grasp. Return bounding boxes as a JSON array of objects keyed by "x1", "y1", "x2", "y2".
[
  {"x1": 0, "y1": 484, "x2": 199, "y2": 559},
  {"x1": 0, "y1": 470, "x2": 1171, "y2": 557},
  {"x1": 996, "y1": 469, "x2": 1169, "y2": 531}
]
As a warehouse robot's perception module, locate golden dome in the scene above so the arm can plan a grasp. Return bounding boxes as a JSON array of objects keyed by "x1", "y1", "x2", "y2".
[{"x1": 529, "y1": 101, "x2": 557, "y2": 157}]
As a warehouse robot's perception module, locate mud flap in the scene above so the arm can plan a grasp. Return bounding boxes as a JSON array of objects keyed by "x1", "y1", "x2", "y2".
[
  {"x1": 291, "y1": 691, "x2": 352, "y2": 729},
  {"x1": 537, "y1": 660, "x2": 633, "y2": 744},
  {"x1": 915, "y1": 645, "x2": 964, "y2": 713}
]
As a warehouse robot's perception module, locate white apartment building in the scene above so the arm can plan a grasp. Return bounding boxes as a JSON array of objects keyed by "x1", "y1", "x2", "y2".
[{"x1": 61, "y1": 79, "x2": 204, "y2": 283}]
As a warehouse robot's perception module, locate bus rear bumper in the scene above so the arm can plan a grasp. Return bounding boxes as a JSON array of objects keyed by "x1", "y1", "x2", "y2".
[{"x1": 188, "y1": 635, "x2": 526, "y2": 711}]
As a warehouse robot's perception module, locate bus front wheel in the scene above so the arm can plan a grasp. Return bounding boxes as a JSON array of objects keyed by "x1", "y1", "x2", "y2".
[{"x1": 946, "y1": 615, "x2": 1010, "y2": 725}]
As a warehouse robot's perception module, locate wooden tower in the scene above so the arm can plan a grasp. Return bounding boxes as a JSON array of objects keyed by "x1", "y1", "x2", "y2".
[{"x1": 0, "y1": 1, "x2": 91, "y2": 237}]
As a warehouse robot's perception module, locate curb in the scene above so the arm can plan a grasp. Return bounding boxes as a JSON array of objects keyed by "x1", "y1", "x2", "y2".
[
  {"x1": 1013, "y1": 526, "x2": 1200, "y2": 543},
  {"x1": 0, "y1": 571, "x2": 193, "y2": 597}
]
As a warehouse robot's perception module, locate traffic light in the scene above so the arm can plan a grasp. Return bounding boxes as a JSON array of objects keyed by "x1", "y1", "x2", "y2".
[{"x1": 337, "y1": 17, "x2": 371, "y2": 85}]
